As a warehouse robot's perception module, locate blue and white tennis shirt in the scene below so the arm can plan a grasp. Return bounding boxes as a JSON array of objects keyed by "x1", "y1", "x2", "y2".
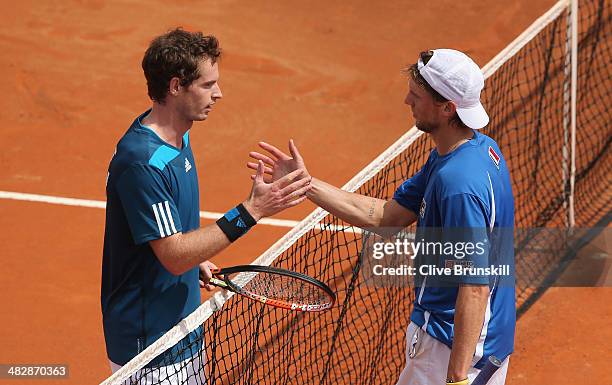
[
  {"x1": 101, "y1": 110, "x2": 201, "y2": 366},
  {"x1": 394, "y1": 130, "x2": 515, "y2": 368}
]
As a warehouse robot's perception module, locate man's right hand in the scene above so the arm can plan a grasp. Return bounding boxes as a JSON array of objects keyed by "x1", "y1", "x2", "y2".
[
  {"x1": 242, "y1": 159, "x2": 311, "y2": 221},
  {"x1": 247, "y1": 139, "x2": 311, "y2": 183}
]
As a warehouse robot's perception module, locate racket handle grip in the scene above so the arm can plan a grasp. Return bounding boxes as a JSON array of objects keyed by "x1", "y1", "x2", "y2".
[{"x1": 471, "y1": 356, "x2": 502, "y2": 385}]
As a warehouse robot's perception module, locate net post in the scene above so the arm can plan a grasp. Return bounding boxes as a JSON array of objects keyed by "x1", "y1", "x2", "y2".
[
  {"x1": 563, "y1": 0, "x2": 578, "y2": 230},
  {"x1": 568, "y1": 0, "x2": 578, "y2": 229},
  {"x1": 563, "y1": 0, "x2": 571, "y2": 228}
]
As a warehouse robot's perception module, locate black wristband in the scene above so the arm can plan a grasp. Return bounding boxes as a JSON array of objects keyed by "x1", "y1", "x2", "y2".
[{"x1": 216, "y1": 203, "x2": 257, "y2": 242}]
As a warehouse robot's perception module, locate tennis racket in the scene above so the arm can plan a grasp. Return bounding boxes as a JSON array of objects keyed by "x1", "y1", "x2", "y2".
[
  {"x1": 203, "y1": 265, "x2": 336, "y2": 312},
  {"x1": 471, "y1": 355, "x2": 502, "y2": 385}
]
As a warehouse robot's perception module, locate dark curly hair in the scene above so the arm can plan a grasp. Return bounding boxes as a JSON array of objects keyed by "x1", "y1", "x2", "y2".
[
  {"x1": 403, "y1": 50, "x2": 468, "y2": 129},
  {"x1": 142, "y1": 28, "x2": 222, "y2": 104}
]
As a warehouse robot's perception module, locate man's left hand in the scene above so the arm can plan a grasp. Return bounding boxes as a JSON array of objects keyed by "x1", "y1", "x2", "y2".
[{"x1": 199, "y1": 260, "x2": 218, "y2": 291}]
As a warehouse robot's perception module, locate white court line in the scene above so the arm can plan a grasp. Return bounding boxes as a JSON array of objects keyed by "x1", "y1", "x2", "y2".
[
  {"x1": 0, "y1": 190, "x2": 360, "y2": 232},
  {"x1": 0, "y1": 190, "x2": 298, "y2": 227}
]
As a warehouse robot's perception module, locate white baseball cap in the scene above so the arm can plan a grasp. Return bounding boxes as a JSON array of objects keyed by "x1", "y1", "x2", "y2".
[{"x1": 417, "y1": 49, "x2": 489, "y2": 129}]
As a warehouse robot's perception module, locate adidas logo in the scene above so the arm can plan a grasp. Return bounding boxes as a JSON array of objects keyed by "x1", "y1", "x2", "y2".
[{"x1": 184, "y1": 158, "x2": 192, "y2": 172}]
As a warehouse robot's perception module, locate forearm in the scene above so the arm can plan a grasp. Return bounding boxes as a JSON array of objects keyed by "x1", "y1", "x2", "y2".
[
  {"x1": 152, "y1": 200, "x2": 259, "y2": 275},
  {"x1": 306, "y1": 177, "x2": 386, "y2": 228},
  {"x1": 447, "y1": 284, "x2": 490, "y2": 381},
  {"x1": 151, "y1": 161, "x2": 310, "y2": 276},
  {"x1": 152, "y1": 223, "x2": 232, "y2": 275}
]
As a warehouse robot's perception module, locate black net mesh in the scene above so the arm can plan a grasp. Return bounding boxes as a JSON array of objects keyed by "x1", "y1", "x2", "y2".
[
  {"x1": 105, "y1": 1, "x2": 610, "y2": 384},
  {"x1": 573, "y1": 0, "x2": 611, "y2": 227}
]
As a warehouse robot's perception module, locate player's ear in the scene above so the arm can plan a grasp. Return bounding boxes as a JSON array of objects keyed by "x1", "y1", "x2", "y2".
[
  {"x1": 443, "y1": 101, "x2": 456, "y2": 117},
  {"x1": 168, "y1": 77, "x2": 181, "y2": 96}
]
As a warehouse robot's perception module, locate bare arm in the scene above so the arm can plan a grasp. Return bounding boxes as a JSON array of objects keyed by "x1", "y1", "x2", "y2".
[
  {"x1": 248, "y1": 140, "x2": 418, "y2": 230},
  {"x1": 150, "y1": 218, "x2": 233, "y2": 276},
  {"x1": 151, "y1": 164, "x2": 311, "y2": 276},
  {"x1": 307, "y1": 177, "x2": 418, "y2": 229},
  {"x1": 446, "y1": 284, "x2": 490, "y2": 382}
]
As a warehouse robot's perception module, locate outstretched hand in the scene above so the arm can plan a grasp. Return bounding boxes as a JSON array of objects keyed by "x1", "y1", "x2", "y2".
[
  {"x1": 247, "y1": 139, "x2": 310, "y2": 183},
  {"x1": 242, "y1": 158, "x2": 311, "y2": 221}
]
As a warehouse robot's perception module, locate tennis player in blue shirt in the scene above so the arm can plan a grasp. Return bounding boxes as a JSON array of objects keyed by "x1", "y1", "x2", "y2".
[
  {"x1": 102, "y1": 29, "x2": 311, "y2": 384},
  {"x1": 249, "y1": 49, "x2": 515, "y2": 385}
]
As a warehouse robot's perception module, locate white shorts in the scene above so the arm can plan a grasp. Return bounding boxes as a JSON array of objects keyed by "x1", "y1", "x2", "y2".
[
  {"x1": 109, "y1": 352, "x2": 206, "y2": 385},
  {"x1": 395, "y1": 322, "x2": 509, "y2": 385}
]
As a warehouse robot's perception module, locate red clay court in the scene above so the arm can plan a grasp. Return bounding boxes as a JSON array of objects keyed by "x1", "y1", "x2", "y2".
[{"x1": 0, "y1": 1, "x2": 609, "y2": 384}]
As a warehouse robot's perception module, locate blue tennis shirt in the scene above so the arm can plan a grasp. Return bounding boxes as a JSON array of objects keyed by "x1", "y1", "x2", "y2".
[
  {"x1": 394, "y1": 130, "x2": 516, "y2": 368},
  {"x1": 101, "y1": 110, "x2": 202, "y2": 366}
]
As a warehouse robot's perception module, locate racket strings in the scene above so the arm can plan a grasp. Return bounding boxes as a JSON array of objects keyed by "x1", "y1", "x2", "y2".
[{"x1": 235, "y1": 272, "x2": 331, "y2": 305}]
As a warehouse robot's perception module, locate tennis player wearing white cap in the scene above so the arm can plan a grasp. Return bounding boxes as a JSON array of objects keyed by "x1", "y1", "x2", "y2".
[
  {"x1": 392, "y1": 49, "x2": 515, "y2": 385},
  {"x1": 247, "y1": 49, "x2": 515, "y2": 385}
]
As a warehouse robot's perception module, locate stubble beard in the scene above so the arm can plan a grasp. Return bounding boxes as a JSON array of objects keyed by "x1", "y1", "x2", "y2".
[{"x1": 415, "y1": 120, "x2": 438, "y2": 134}]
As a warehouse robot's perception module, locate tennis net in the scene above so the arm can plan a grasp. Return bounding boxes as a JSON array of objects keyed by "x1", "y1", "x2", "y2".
[{"x1": 102, "y1": 0, "x2": 610, "y2": 383}]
